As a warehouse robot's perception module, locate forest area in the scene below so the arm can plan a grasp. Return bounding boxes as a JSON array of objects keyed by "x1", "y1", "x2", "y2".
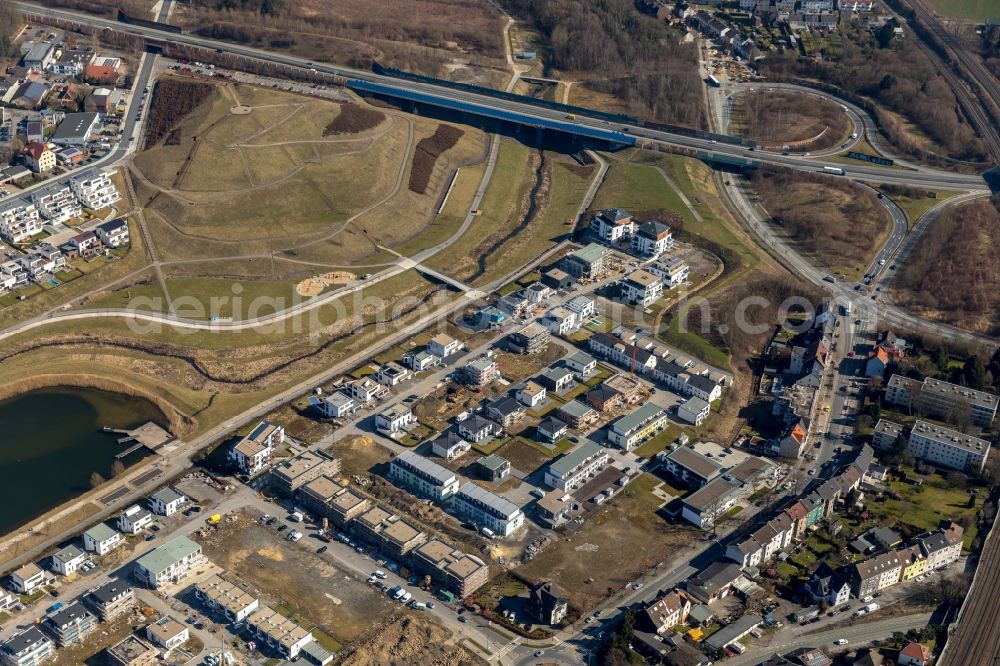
[
  {"x1": 893, "y1": 197, "x2": 1000, "y2": 336},
  {"x1": 500, "y1": 0, "x2": 705, "y2": 128},
  {"x1": 760, "y1": 22, "x2": 988, "y2": 162},
  {"x1": 982, "y1": 23, "x2": 1000, "y2": 80}
]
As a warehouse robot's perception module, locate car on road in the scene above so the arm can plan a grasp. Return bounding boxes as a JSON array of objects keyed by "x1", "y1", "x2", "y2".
[
  {"x1": 534, "y1": 651, "x2": 545, "y2": 657},
  {"x1": 317, "y1": 545, "x2": 328, "y2": 554},
  {"x1": 277, "y1": 524, "x2": 287, "y2": 532},
  {"x1": 835, "y1": 638, "x2": 848, "y2": 645},
  {"x1": 807, "y1": 469, "x2": 816, "y2": 475},
  {"x1": 458, "y1": 615, "x2": 468, "y2": 623}
]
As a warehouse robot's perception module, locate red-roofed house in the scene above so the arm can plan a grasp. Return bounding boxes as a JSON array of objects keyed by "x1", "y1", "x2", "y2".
[
  {"x1": 23, "y1": 141, "x2": 55, "y2": 173},
  {"x1": 897, "y1": 642, "x2": 931, "y2": 666},
  {"x1": 783, "y1": 500, "x2": 809, "y2": 540},
  {"x1": 865, "y1": 346, "x2": 889, "y2": 378},
  {"x1": 778, "y1": 421, "x2": 808, "y2": 458},
  {"x1": 85, "y1": 64, "x2": 119, "y2": 84}
]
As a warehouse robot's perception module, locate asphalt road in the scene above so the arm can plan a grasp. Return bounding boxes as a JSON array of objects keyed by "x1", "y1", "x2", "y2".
[{"x1": 9, "y1": 1, "x2": 992, "y2": 192}]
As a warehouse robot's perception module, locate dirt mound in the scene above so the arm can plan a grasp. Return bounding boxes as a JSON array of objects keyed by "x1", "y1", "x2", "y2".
[
  {"x1": 341, "y1": 615, "x2": 475, "y2": 666},
  {"x1": 323, "y1": 103, "x2": 386, "y2": 135},
  {"x1": 295, "y1": 271, "x2": 356, "y2": 297},
  {"x1": 408, "y1": 124, "x2": 465, "y2": 194}
]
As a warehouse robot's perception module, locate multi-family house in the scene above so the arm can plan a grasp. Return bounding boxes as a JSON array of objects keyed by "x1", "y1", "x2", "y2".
[
  {"x1": 388, "y1": 451, "x2": 459, "y2": 501},
  {"x1": 374, "y1": 403, "x2": 415, "y2": 435},
  {"x1": 663, "y1": 446, "x2": 723, "y2": 489},
  {"x1": 544, "y1": 441, "x2": 608, "y2": 490},
  {"x1": 462, "y1": 354, "x2": 499, "y2": 388},
  {"x1": 31, "y1": 184, "x2": 81, "y2": 224},
  {"x1": 517, "y1": 381, "x2": 546, "y2": 408},
  {"x1": 607, "y1": 403, "x2": 667, "y2": 450},
  {"x1": 0, "y1": 198, "x2": 43, "y2": 243},
  {"x1": 555, "y1": 399, "x2": 597, "y2": 429},
  {"x1": 243, "y1": 607, "x2": 313, "y2": 660},
  {"x1": 805, "y1": 562, "x2": 851, "y2": 606},
  {"x1": 269, "y1": 450, "x2": 341, "y2": 496},
  {"x1": 483, "y1": 396, "x2": 525, "y2": 429},
  {"x1": 907, "y1": 420, "x2": 991, "y2": 472},
  {"x1": 230, "y1": 421, "x2": 284, "y2": 475},
  {"x1": 641, "y1": 590, "x2": 691, "y2": 634},
  {"x1": 117, "y1": 504, "x2": 153, "y2": 535},
  {"x1": 885, "y1": 374, "x2": 999, "y2": 427},
  {"x1": 94, "y1": 218, "x2": 130, "y2": 248},
  {"x1": 918, "y1": 522, "x2": 964, "y2": 570},
  {"x1": 194, "y1": 571, "x2": 260, "y2": 622},
  {"x1": 411, "y1": 538, "x2": 490, "y2": 598},
  {"x1": 565, "y1": 295, "x2": 595, "y2": 320},
  {"x1": 68, "y1": 170, "x2": 121, "y2": 210},
  {"x1": 85, "y1": 580, "x2": 135, "y2": 622},
  {"x1": 589, "y1": 208, "x2": 634, "y2": 243},
  {"x1": 428, "y1": 333, "x2": 460, "y2": 359},
  {"x1": 134, "y1": 536, "x2": 204, "y2": 589},
  {"x1": 506, "y1": 322, "x2": 550, "y2": 354},
  {"x1": 148, "y1": 487, "x2": 186, "y2": 517},
  {"x1": 538, "y1": 366, "x2": 574, "y2": 393},
  {"x1": 452, "y1": 482, "x2": 525, "y2": 537},
  {"x1": 22, "y1": 141, "x2": 55, "y2": 173},
  {"x1": 681, "y1": 477, "x2": 741, "y2": 528},
  {"x1": 897, "y1": 544, "x2": 928, "y2": 581},
  {"x1": 458, "y1": 415, "x2": 497, "y2": 443},
  {"x1": 430, "y1": 432, "x2": 471, "y2": 460},
  {"x1": 631, "y1": 220, "x2": 673, "y2": 257},
  {"x1": 1, "y1": 627, "x2": 55, "y2": 666},
  {"x1": 543, "y1": 305, "x2": 579, "y2": 336},
  {"x1": 845, "y1": 550, "x2": 902, "y2": 598},
  {"x1": 376, "y1": 361, "x2": 412, "y2": 387},
  {"x1": 42, "y1": 602, "x2": 96, "y2": 646},
  {"x1": 560, "y1": 243, "x2": 609, "y2": 279},
  {"x1": 621, "y1": 269, "x2": 663, "y2": 306},
  {"x1": 347, "y1": 377, "x2": 386, "y2": 403}
]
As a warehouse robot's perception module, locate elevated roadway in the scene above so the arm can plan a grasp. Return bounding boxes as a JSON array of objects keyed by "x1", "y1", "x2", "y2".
[{"x1": 10, "y1": 1, "x2": 992, "y2": 192}]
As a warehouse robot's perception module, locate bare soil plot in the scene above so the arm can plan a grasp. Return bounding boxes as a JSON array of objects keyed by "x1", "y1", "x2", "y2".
[
  {"x1": 324, "y1": 103, "x2": 387, "y2": 135},
  {"x1": 732, "y1": 90, "x2": 851, "y2": 151},
  {"x1": 329, "y1": 435, "x2": 393, "y2": 479},
  {"x1": 339, "y1": 613, "x2": 476, "y2": 666},
  {"x1": 750, "y1": 168, "x2": 892, "y2": 279},
  {"x1": 892, "y1": 198, "x2": 1000, "y2": 335},
  {"x1": 195, "y1": 511, "x2": 396, "y2": 646}
]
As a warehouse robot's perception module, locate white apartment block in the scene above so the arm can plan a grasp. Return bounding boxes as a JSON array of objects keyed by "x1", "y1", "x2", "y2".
[
  {"x1": 631, "y1": 220, "x2": 674, "y2": 257},
  {"x1": 544, "y1": 441, "x2": 608, "y2": 490},
  {"x1": 590, "y1": 208, "x2": 634, "y2": 243},
  {"x1": 375, "y1": 404, "x2": 415, "y2": 435},
  {"x1": 388, "y1": 450, "x2": 459, "y2": 501},
  {"x1": 83, "y1": 523, "x2": 122, "y2": 556},
  {"x1": 68, "y1": 169, "x2": 121, "y2": 210},
  {"x1": 907, "y1": 420, "x2": 991, "y2": 472},
  {"x1": 51, "y1": 545, "x2": 86, "y2": 576},
  {"x1": 0, "y1": 199, "x2": 42, "y2": 243},
  {"x1": 117, "y1": 504, "x2": 153, "y2": 534},
  {"x1": 31, "y1": 184, "x2": 81, "y2": 224},
  {"x1": 134, "y1": 537, "x2": 203, "y2": 589},
  {"x1": 451, "y1": 482, "x2": 525, "y2": 537},
  {"x1": 230, "y1": 421, "x2": 284, "y2": 475},
  {"x1": 648, "y1": 256, "x2": 690, "y2": 289},
  {"x1": 148, "y1": 486, "x2": 187, "y2": 517},
  {"x1": 621, "y1": 269, "x2": 663, "y2": 306}
]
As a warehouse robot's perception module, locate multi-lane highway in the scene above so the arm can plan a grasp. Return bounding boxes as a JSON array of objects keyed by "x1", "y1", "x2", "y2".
[{"x1": 9, "y1": 1, "x2": 993, "y2": 192}]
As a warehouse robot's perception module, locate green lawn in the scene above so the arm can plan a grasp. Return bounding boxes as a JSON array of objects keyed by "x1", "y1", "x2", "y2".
[
  {"x1": 633, "y1": 425, "x2": 684, "y2": 458},
  {"x1": 873, "y1": 475, "x2": 980, "y2": 550},
  {"x1": 925, "y1": 0, "x2": 997, "y2": 20},
  {"x1": 625, "y1": 472, "x2": 670, "y2": 512},
  {"x1": 472, "y1": 438, "x2": 505, "y2": 455},
  {"x1": 662, "y1": 316, "x2": 731, "y2": 369},
  {"x1": 882, "y1": 190, "x2": 959, "y2": 229},
  {"x1": 592, "y1": 161, "x2": 694, "y2": 222}
]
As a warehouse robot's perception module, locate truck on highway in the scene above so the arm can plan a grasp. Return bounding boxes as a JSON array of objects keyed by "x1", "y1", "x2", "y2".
[{"x1": 822, "y1": 166, "x2": 846, "y2": 176}]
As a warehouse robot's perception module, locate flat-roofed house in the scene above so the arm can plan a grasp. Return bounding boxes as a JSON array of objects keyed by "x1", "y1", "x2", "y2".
[
  {"x1": 411, "y1": 538, "x2": 489, "y2": 598},
  {"x1": 50, "y1": 544, "x2": 86, "y2": 576},
  {"x1": 663, "y1": 446, "x2": 723, "y2": 488},
  {"x1": 134, "y1": 536, "x2": 204, "y2": 589},
  {"x1": 297, "y1": 475, "x2": 370, "y2": 528},
  {"x1": 10, "y1": 562, "x2": 46, "y2": 594},
  {"x1": 269, "y1": 450, "x2": 341, "y2": 496},
  {"x1": 517, "y1": 381, "x2": 547, "y2": 408},
  {"x1": 607, "y1": 403, "x2": 667, "y2": 450},
  {"x1": 316, "y1": 391, "x2": 354, "y2": 419},
  {"x1": 106, "y1": 634, "x2": 158, "y2": 666},
  {"x1": 245, "y1": 606, "x2": 313, "y2": 660},
  {"x1": 230, "y1": 421, "x2": 284, "y2": 475},
  {"x1": 148, "y1": 487, "x2": 186, "y2": 517},
  {"x1": 681, "y1": 477, "x2": 742, "y2": 528},
  {"x1": 353, "y1": 506, "x2": 427, "y2": 558},
  {"x1": 907, "y1": 419, "x2": 991, "y2": 472},
  {"x1": 144, "y1": 616, "x2": 188, "y2": 653}
]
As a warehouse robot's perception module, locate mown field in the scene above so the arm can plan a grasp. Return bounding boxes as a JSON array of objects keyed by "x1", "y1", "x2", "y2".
[{"x1": 732, "y1": 90, "x2": 851, "y2": 151}]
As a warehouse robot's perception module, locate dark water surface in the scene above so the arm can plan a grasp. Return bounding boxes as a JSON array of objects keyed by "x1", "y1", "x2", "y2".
[{"x1": 0, "y1": 387, "x2": 165, "y2": 536}]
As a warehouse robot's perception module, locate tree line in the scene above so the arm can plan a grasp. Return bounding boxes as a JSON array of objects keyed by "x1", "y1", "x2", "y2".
[{"x1": 499, "y1": 0, "x2": 705, "y2": 128}]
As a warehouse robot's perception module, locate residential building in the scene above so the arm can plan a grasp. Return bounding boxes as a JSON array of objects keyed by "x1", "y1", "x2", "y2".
[
  {"x1": 3, "y1": 81, "x2": 49, "y2": 109},
  {"x1": 452, "y1": 482, "x2": 525, "y2": 536},
  {"x1": 839, "y1": 0, "x2": 875, "y2": 9},
  {"x1": 885, "y1": 374, "x2": 999, "y2": 427},
  {"x1": 483, "y1": 396, "x2": 525, "y2": 428},
  {"x1": 375, "y1": 403, "x2": 415, "y2": 435},
  {"x1": 621, "y1": 269, "x2": 663, "y2": 306},
  {"x1": 51, "y1": 49, "x2": 93, "y2": 76},
  {"x1": 497, "y1": 291, "x2": 532, "y2": 318},
  {"x1": 83, "y1": 522, "x2": 122, "y2": 556},
  {"x1": 94, "y1": 218, "x2": 130, "y2": 248},
  {"x1": 535, "y1": 490, "x2": 573, "y2": 528},
  {"x1": 918, "y1": 522, "x2": 964, "y2": 570},
  {"x1": 22, "y1": 141, "x2": 56, "y2": 174},
  {"x1": 845, "y1": 550, "x2": 902, "y2": 598},
  {"x1": 539, "y1": 366, "x2": 575, "y2": 393},
  {"x1": 681, "y1": 477, "x2": 741, "y2": 528},
  {"x1": 556, "y1": 399, "x2": 598, "y2": 429},
  {"x1": 526, "y1": 582, "x2": 568, "y2": 625},
  {"x1": 133, "y1": 536, "x2": 204, "y2": 589},
  {"x1": 388, "y1": 450, "x2": 459, "y2": 501},
  {"x1": 474, "y1": 305, "x2": 507, "y2": 329},
  {"x1": 865, "y1": 346, "x2": 889, "y2": 378},
  {"x1": 898, "y1": 642, "x2": 932, "y2": 666},
  {"x1": 17, "y1": 244, "x2": 65, "y2": 280},
  {"x1": 544, "y1": 441, "x2": 608, "y2": 490},
  {"x1": 458, "y1": 415, "x2": 497, "y2": 443},
  {"x1": 144, "y1": 616, "x2": 189, "y2": 653},
  {"x1": 560, "y1": 243, "x2": 609, "y2": 279},
  {"x1": 542, "y1": 267, "x2": 574, "y2": 290},
  {"x1": 589, "y1": 208, "x2": 634, "y2": 242},
  {"x1": 68, "y1": 170, "x2": 121, "y2": 210},
  {"x1": 507, "y1": 322, "x2": 550, "y2": 355},
  {"x1": 42, "y1": 602, "x2": 95, "y2": 646},
  {"x1": 195, "y1": 571, "x2": 260, "y2": 622},
  {"x1": 31, "y1": 184, "x2": 81, "y2": 224},
  {"x1": 517, "y1": 381, "x2": 547, "y2": 408},
  {"x1": 347, "y1": 377, "x2": 386, "y2": 403},
  {"x1": 872, "y1": 419, "x2": 904, "y2": 450},
  {"x1": 353, "y1": 506, "x2": 427, "y2": 557},
  {"x1": 50, "y1": 544, "x2": 86, "y2": 576},
  {"x1": 402, "y1": 349, "x2": 437, "y2": 372},
  {"x1": 230, "y1": 421, "x2": 284, "y2": 475},
  {"x1": 608, "y1": 403, "x2": 667, "y2": 450},
  {"x1": 51, "y1": 112, "x2": 99, "y2": 146},
  {"x1": 10, "y1": 563, "x2": 45, "y2": 594},
  {"x1": 543, "y1": 306, "x2": 579, "y2": 336},
  {"x1": 64, "y1": 230, "x2": 101, "y2": 258},
  {"x1": 245, "y1": 606, "x2": 313, "y2": 659},
  {"x1": 297, "y1": 476, "x2": 369, "y2": 528},
  {"x1": 118, "y1": 504, "x2": 153, "y2": 535},
  {"x1": 647, "y1": 256, "x2": 690, "y2": 289},
  {"x1": 631, "y1": 220, "x2": 674, "y2": 256},
  {"x1": 524, "y1": 282, "x2": 553, "y2": 303},
  {"x1": 463, "y1": 354, "x2": 499, "y2": 387},
  {"x1": 1, "y1": 627, "x2": 54, "y2": 666},
  {"x1": 428, "y1": 333, "x2": 460, "y2": 358},
  {"x1": 106, "y1": 635, "x2": 158, "y2": 666},
  {"x1": 0, "y1": 198, "x2": 42, "y2": 242},
  {"x1": 411, "y1": 538, "x2": 489, "y2": 598},
  {"x1": 376, "y1": 361, "x2": 412, "y2": 386},
  {"x1": 686, "y1": 562, "x2": 744, "y2": 604},
  {"x1": 85, "y1": 580, "x2": 135, "y2": 621},
  {"x1": 431, "y1": 432, "x2": 471, "y2": 460},
  {"x1": 664, "y1": 446, "x2": 723, "y2": 488},
  {"x1": 641, "y1": 590, "x2": 691, "y2": 634},
  {"x1": 566, "y1": 351, "x2": 597, "y2": 378},
  {"x1": 22, "y1": 42, "x2": 55, "y2": 70},
  {"x1": 316, "y1": 391, "x2": 354, "y2": 419},
  {"x1": 537, "y1": 416, "x2": 568, "y2": 443},
  {"x1": 269, "y1": 450, "x2": 340, "y2": 496},
  {"x1": 704, "y1": 613, "x2": 762, "y2": 655},
  {"x1": 898, "y1": 544, "x2": 928, "y2": 581},
  {"x1": 148, "y1": 486, "x2": 186, "y2": 517},
  {"x1": 805, "y1": 563, "x2": 851, "y2": 606},
  {"x1": 586, "y1": 385, "x2": 624, "y2": 413},
  {"x1": 475, "y1": 454, "x2": 511, "y2": 482},
  {"x1": 779, "y1": 421, "x2": 808, "y2": 459},
  {"x1": 678, "y1": 396, "x2": 711, "y2": 425},
  {"x1": 907, "y1": 419, "x2": 991, "y2": 472}
]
